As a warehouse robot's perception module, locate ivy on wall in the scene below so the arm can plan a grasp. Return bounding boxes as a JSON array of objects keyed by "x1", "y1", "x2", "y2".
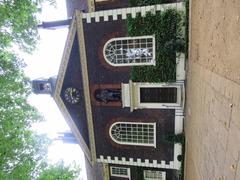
[
  {"x1": 129, "y1": 0, "x2": 177, "y2": 6},
  {"x1": 127, "y1": 8, "x2": 185, "y2": 82}
]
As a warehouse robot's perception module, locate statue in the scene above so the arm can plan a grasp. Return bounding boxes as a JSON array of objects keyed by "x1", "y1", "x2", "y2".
[{"x1": 95, "y1": 89, "x2": 121, "y2": 103}]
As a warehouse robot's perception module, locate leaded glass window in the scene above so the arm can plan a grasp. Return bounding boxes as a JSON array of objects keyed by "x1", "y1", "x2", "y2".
[
  {"x1": 110, "y1": 166, "x2": 130, "y2": 178},
  {"x1": 103, "y1": 36, "x2": 155, "y2": 66},
  {"x1": 109, "y1": 122, "x2": 156, "y2": 146},
  {"x1": 144, "y1": 170, "x2": 166, "y2": 180}
]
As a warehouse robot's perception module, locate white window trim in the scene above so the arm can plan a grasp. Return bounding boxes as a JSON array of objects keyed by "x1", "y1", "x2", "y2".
[
  {"x1": 103, "y1": 35, "x2": 156, "y2": 67},
  {"x1": 109, "y1": 122, "x2": 156, "y2": 147},
  {"x1": 137, "y1": 83, "x2": 182, "y2": 109},
  {"x1": 144, "y1": 170, "x2": 166, "y2": 180},
  {"x1": 110, "y1": 166, "x2": 131, "y2": 179}
]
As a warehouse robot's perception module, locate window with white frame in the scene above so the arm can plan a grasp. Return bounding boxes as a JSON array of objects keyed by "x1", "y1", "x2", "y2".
[
  {"x1": 109, "y1": 122, "x2": 156, "y2": 147},
  {"x1": 103, "y1": 36, "x2": 155, "y2": 66},
  {"x1": 144, "y1": 170, "x2": 166, "y2": 180},
  {"x1": 110, "y1": 166, "x2": 131, "y2": 178}
]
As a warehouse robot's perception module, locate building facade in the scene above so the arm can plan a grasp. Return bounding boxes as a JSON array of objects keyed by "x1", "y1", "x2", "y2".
[{"x1": 33, "y1": 1, "x2": 185, "y2": 180}]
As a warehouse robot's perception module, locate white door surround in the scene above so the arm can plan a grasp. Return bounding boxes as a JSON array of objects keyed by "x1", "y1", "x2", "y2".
[
  {"x1": 121, "y1": 80, "x2": 185, "y2": 112},
  {"x1": 121, "y1": 53, "x2": 185, "y2": 111}
]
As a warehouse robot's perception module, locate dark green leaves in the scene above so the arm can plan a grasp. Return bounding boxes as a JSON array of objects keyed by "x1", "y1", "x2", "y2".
[
  {"x1": 38, "y1": 161, "x2": 80, "y2": 180},
  {"x1": 0, "y1": 1, "x2": 63, "y2": 179},
  {"x1": 128, "y1": 9, "x2": 185, "y2": 82},
  {"x1": 0, "y1": 0, "x2": 39, "y2": 52}
]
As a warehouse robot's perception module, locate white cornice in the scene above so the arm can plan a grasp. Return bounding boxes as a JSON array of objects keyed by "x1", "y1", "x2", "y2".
[
  {"x1": 82, "y1": 2, "x2": 185, "y2": 23},
  {"x1": 76, "y1": 10, "x2": 97, "y2": 165}
]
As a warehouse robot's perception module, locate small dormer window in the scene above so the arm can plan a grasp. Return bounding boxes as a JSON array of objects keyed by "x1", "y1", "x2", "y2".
[
  {"x1": 103, "y1": 36, "x2": 155, "y2": 66},
  {"x1": 32, "y1": 77, "x2": 56, "y2": 95},
  {"x1": 39, "y1": 83, "x2": 50, "y2": 91},
  {"x1": 39, "y1": 83, "x2": 45, "y2": 90}
]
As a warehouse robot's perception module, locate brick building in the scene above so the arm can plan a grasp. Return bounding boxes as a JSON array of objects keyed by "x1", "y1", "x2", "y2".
[{"x1": 33, "y1": 1, "x2": 185, "y2": 179}]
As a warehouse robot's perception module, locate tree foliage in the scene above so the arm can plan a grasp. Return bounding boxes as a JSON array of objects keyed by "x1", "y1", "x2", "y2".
[
  {"x1": 0, "y1": 50, "x2": 50, "y2": 179},
  {"x1": 0, "y1": 0, "x2": 56, "y2": 52},
  {"x1": 0, "y1": 0, "x2": 79, "y2": 179},
  {"x1": 38, "y1": 161, "x2": 80, "y2": 180},
  {"x1": 0, "y1": 0, "x2": 40, "y2": 52}
]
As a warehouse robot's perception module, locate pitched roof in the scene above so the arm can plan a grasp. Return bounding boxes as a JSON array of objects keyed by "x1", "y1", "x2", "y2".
[{"x1": 53, "y1": 12, "x2": 96, "y2": 164}]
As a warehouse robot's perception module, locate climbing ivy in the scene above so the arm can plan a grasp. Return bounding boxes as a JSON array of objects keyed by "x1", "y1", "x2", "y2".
[{"x1": 127, "y1": 9, "x2": 184, "y2": 82}]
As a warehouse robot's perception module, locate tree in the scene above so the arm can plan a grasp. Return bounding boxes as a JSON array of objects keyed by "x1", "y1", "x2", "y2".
[
  {"x1": 0, "y1": 52, "x2": 80, "y2": 176},
  {"x1": 0, "y1": 1, "x2": 81, "y2": 179},
  {"x1": 38, "y1": 161, "x2": 80, "y2": 180},
  {"x1": 0, "y1": 50, "x2": 50, "y2": 179},
  {"x1": 0, "y1": 0, "x2": 55, "y2": 52},
  {"x1": 0, "y1": 0, "x2": 39, "y2": 52},
  {"x1": 0, "y1": 0, "x2": 53, "y2": 178}
]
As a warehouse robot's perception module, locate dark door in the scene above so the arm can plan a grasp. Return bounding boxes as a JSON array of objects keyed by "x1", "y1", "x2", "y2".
[{"x1": 140, "y1": 87, "x2": 177, "y2": 103}]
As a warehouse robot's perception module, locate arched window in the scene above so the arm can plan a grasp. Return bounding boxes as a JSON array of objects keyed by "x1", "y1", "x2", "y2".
[
  {"x1": 109, "y1": 122, "x2": 156, "y2": 147},
  {"x1": 103, "y1": 36, "x2": 155, "y2": 66}
]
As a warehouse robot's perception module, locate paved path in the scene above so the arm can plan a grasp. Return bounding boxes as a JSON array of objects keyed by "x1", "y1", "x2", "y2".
[{"x1": 185, "y1": 0, "x2": 240, "y2": 179}]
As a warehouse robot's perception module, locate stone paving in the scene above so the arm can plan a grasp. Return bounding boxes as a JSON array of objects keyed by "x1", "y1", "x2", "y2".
[{"x1": 185, "y1": 0, "x2": 240, "y2": 179}]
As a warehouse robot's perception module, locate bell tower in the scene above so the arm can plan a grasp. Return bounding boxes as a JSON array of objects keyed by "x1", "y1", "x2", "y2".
[{"x1": 32, "y1": 76, "x2": 57, "y2": 96}]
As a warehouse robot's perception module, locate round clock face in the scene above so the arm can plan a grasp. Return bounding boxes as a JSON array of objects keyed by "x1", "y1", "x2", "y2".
[{"x1": 64, "y1": 87, "x2": 80, "y2": 104}]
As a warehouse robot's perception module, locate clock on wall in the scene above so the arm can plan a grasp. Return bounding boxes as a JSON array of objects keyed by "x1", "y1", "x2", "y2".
[{"x1": 64, "y1": 87, "x2": 80, "y2": 104}]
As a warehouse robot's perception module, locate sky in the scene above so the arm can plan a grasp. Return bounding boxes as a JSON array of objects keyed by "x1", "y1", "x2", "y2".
[{"x1": 23, "y1": 1, "x2": 87, "y2": 179}]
